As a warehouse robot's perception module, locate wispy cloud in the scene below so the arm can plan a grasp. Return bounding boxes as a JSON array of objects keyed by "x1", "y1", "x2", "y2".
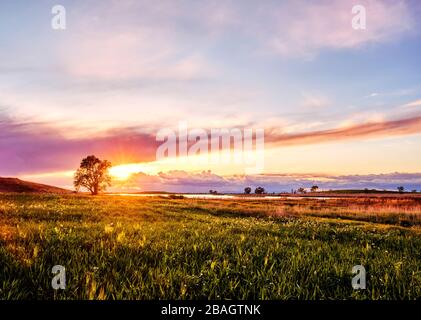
[
  {"x1": 300, "y1": 93, "x2": 331, "y2": 109},
  {"x1": 403, "y1": 99, "x2": 421, "y2": 108},
  {"x1": 258, "y1": 0, "x2": 413, "y2": 57},
  {"x1": 60, "y1": 30, "x2": 213, "y2": 81},
  {"x1": 266, "y1": 114, "x2": 421, "y2": 146},
  {"x1": 54, "y1": 2, "x2": 214, "y2": 82}
]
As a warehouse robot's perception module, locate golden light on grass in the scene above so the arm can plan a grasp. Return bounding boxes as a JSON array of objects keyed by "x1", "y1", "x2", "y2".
[{"x1": 1, "y1": 194, "x2": 420, "y2": 299}]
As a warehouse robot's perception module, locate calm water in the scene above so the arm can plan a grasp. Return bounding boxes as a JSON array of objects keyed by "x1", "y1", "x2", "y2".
[{"x1": 112, "y1": 193, "x2": 335, "y2": 200}]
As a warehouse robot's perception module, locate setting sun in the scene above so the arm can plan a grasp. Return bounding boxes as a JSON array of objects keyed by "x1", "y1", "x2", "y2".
[{"x1": 109, "y1": 163, "x2": 149, "y2": 180}]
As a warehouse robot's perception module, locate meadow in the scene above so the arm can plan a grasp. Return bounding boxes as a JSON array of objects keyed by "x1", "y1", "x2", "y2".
[{"x1": 0, "y1": 193, "x2": 420, "y2": 300}]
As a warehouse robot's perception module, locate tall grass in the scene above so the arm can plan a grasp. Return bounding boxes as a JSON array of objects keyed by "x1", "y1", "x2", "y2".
[
  {"x1": 0, "y1": 194, "x2": 420, "y2": 299},
  {"x1": 274, "y1": 197, "x2": 421, "y2": 227}
]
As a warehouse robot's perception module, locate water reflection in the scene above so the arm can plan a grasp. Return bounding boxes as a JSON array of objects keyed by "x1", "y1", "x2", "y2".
[{"x1": 111, "y1": 193, "x2": 335, "y2": 200}]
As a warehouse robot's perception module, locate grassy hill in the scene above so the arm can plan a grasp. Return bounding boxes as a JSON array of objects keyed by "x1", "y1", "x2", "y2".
[{"x1": 0, "y1": 177, "x2": 70, "y2": 194}]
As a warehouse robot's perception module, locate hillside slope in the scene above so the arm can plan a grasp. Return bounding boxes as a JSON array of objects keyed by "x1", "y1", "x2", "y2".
[{"x1": 0, "y1": 177, "x2": 70, "y2": 193}]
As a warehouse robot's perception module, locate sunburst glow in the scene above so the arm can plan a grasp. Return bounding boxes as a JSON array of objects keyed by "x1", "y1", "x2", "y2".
[{"x1": 109, "y1": 164, "x2": 149, "y2": 180}]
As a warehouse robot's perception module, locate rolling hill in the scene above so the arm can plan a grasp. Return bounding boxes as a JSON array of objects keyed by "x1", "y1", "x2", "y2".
[{"x1": 0, "y1": 177, "x2": 71, "y2": 194}]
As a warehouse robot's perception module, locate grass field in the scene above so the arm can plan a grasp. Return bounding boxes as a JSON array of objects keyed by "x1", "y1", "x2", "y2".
[{"x1": 0, "y1": 193, "x2": 420, "y2": 300}]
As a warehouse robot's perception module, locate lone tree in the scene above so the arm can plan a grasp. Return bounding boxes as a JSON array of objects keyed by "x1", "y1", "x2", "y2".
[
  {"x1": 297, "y1": 187, "x2": 306, "y2": 194},
  {"x1": 74, "y1": 155, "x2": 112, "y2": 195},
  {"x1": 255, "y1": 186, "x2": 265, "y2": 194},
  {"x1": 397, "y1": 186, "x2": 405, "y2": 193},
  {"x1": 310, "y1": 185, "x2": 319, "y2": 193},
  {"x1": 244, "y1": 187, "x2": 252, "y2": 194}
]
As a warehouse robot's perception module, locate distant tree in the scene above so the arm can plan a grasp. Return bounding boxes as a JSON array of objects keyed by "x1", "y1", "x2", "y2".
[
  {"x1": 209, "y1": 189, "x2": 213, "y2": 194},
  {"x1": 244, "y1": 187, "x2": 252, "y2": 194},
  {"x1": 297, "y1": 187, "x2": 306, "y2": 194},
  {"x1": 310, "y1": 185, "x2": 319, "y2": 193},
  {"x1": 74, "y1": 155, "x2": 112, "y2": 195},
  {"x1": 397, "y1": 186, "x2": 405, "y2": 193},
  {"x1": 255, "y1": 186, "x2": 265, "y2": 194},
  {"x1": 209, "y1": 190, "x2": 218, "y2": 195},
  {"x1": 412, "y1": 189, "x2": 417, "y2": 193}
]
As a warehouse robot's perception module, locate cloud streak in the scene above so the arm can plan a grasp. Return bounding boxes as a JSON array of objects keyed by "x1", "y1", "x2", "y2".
[
  {"x1": 3, "y1": 111, "x2": 421, "y2": 176},
  {"x1": 266, "y1": 114, "x2": 421, "y2": 146}
]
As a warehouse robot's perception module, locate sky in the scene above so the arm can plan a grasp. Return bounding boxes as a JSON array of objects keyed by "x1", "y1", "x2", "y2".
[{"x1": 1, "y1": 0, "x2": 421, "y2": 192}]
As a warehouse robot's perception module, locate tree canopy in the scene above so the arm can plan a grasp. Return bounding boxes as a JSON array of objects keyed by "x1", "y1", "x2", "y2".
[
  {"x1": 255, "y1": 186, "x2": 265, "y2": 194},
  {"x1": 74, "y1": 155, "x2": 112, "y2": 195}
]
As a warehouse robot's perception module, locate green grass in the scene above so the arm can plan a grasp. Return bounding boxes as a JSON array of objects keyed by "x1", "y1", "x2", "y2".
[{"x1": 0, "y1": 194, "x2": 420, "y2": 300}]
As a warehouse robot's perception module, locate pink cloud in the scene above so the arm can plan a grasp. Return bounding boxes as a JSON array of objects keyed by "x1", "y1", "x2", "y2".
[
  {"x1": 0, "y1": 116, "x2": 158, "y2": 176},
  {"x1": 259, "y1": 0, "x2": 413, "y2": 57},
  {"x1": 113, "y1": 170, "x2": 421, "y2": 193},
  {"x1": 60, "y1": 30, "x2": 212, "y2": 81},
  {"x1": 54, "y1": 1, "x2": 216, "y2": 82}
]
